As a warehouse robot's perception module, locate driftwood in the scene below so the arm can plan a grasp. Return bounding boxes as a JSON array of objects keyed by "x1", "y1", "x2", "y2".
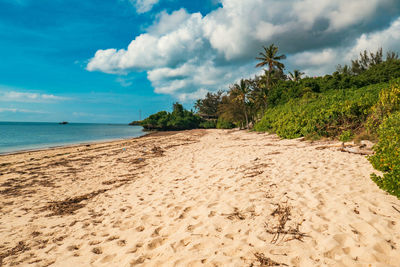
[
  {"x1": 393, "y1": 206, "x2": 400, "y2": 214},
  {"x1": 316, "y1": 144, "x2": 374, "y2": 155},
  {"x1": 339, "y1": 147, "x2": 374, "y2": 155}
]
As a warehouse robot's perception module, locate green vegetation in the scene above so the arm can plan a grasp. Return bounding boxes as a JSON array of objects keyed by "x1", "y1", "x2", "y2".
[
  {"x1": 216, "y1": 118, "x2": 235, "y2": 129},
  {"x1": 253, "y1": 83, "x2": 383, "y2": 139},
  {"x1": 199, "y1": 120, "x2": 216, "y2": 129},
  {"x1": 368, "y1": 112, "x2": 400, "y2": 198},
  {"x1": 140, "y1": 103, "x2": 202, "y2": 131}
]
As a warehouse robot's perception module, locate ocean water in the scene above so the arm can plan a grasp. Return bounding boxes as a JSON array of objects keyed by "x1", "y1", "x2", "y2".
[{"x1": 0, "y1": 122, "x2": 145, "y2": 153}]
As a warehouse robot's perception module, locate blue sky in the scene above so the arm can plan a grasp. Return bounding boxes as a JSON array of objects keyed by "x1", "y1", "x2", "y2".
[{"x1": 1, "y1": 0, "x2": 400, "y2": 123}]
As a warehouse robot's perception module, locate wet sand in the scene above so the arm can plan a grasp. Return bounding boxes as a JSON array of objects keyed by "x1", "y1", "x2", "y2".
[{"x1": 0, "y1": 129, "x2": 399, "y2": 266}]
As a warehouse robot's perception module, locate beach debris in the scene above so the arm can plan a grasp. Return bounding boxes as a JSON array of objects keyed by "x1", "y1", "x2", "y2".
[
  {"x1": 151, "y1": 146, "x2": 165, "y2": 156},
  {"x1": 131, "y1": 158, "x2": 145, "y2": 164},
  {"x1": 393, "y1": 206, "x2": 400, "y2": 214},
  {"x1": 0, "y1": 241, "x2": 30, "y2": 265},
  {"x1": 315, "y1": 142, "x2": 374, "y2": 155},
  {"x1": 266, "y1": 151, "x2": 281, "y2": 155},
  {"x1": 265, "y1": 203, "x2": 309, "y2": 244},
  {"x1": 339, "y1": 147, "x2": 373, "y2": 155},
  {"x1": 91, "y1": 247, "x2": 103, "y2": 254},
  {"x1": 250, "y1": 252, "x2": 288, "y2": 266},
  {"x1": 44, "y1": 189, "x2": 108, "y2": 216},
  {"x1": 386, "y1": 239, "x2": 397, "y2": 250},
  {"x1": 223, "y1": 207, "x2": 249, "y2": 220},
  {"x1": 244, "y1": 170, "x2": 264, "y2": 178}
]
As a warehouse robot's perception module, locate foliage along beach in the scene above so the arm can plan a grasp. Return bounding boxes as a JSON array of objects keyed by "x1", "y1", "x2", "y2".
[{"x1": 139, "y1": 45, "x2": 400, "y2": 199}]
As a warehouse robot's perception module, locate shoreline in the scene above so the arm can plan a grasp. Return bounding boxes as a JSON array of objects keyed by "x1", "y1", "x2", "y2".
[
  {"x1": 0, "y1": 129, "x2": 195, "y2": 156},
  {"x1": 0, "y1": 133, "x2": 153, "y2": 156},
  {"x1": 1, "y1": 129, "x2": 399, "y2": 266},
  {"x1": 0, "y1": 129, "x2": 205, "y2": 157}
]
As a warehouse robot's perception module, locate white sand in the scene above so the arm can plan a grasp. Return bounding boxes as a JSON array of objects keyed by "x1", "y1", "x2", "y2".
[{"x1": 0, "y1": 129, "x2": 399, "y2": 266}]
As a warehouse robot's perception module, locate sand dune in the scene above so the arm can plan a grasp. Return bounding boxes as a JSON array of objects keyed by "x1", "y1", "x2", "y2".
[{"x1": 1, "y1": 129, "x2": 399, "y2": 266}]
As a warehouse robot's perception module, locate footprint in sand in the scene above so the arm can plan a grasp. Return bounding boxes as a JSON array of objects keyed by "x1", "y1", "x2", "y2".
[
  {"x1": 67, "y1": 245, "x2": 80, "y2": 252},
  {"x1": 92, "y1": 247, "x2": 103, "y2": 254},
  {"x1": 147, "y1": 237, "x2": 164, "y2": 250},
  {"x1": 151, "y1": 227, "x2": 162, "y2": 237},
  {"x1": 117, "y1": 240, "x2": 127, "y2": 247},
  {"x1": 136, "y1": 226, "x2": 145, "y2": 232}
]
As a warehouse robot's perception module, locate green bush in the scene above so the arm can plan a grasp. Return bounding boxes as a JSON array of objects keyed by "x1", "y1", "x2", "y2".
[
  {"x1": 140, "y1": 103, "x2": 202, "y2": 131},
  {"x1": 366, "y1": 78, "x2": 400, "y2": 134},
  {"x1": 200, "y1": 120, "x2": 217, "y2": 129},
  {"x1": 368, "y1": 112, "x2": 400, "y2": 198},
  {"x1": 255, "y1": 83, "x2": 384, "y2": 139},
  {"x1": 339, "y1": 130, "x2": 354, "y2": 142},
  {"x1": 265, "y1": 60, "x2": 400, "y2": 109},
  {"x1": 216, "y1": 118, "x2": 235, "y2": 129}
]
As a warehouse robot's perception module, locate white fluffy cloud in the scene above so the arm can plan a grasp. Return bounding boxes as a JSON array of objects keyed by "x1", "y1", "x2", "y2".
[
  {"x1": 0, "y1": 89, "x2": 69, "y2": 103},
  {"x1": 288, "y1": 17, "x2": 400, "y2": 76},
  {"x1": 87, "y1": 0, "x2": 400, "y2": 100},
  {"x1": 347, "y1": 18, "x2": 400, "y2": 59},
  {"x1": 0, "y1": 108, "x2": 47, "y2": 114},
  {"x1": 129, "y1": 0, "x2": 159, "y2": 13}
]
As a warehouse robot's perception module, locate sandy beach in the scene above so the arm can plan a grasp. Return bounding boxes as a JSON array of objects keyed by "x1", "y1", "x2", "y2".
[{"x1": 1, "y1": 129, "x2": 400, "y2": 266}]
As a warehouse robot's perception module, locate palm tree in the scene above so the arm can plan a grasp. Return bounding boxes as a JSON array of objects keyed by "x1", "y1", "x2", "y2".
[
  {"x1": 248, "y1": 76, "x2": 268, "y2": 115},
  {"x1": 288, "y1": 69, "x2": 305, "y2": 82},
  {"x1": 256, "y1": 44, "x2": 286, "y2": 71},
  {"x1": 256, "y1": 44, "x2": 286, "y2": 92},
  {"x1": 231, "y1": 79, "x2": 251, "y2": 129}
]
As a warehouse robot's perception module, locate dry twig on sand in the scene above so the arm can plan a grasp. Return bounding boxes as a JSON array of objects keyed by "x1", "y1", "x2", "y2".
[
  {"x1": 393, "y1": 206, "x2": 400, "y2": 214},
  {"x1": 265, "y1": 203, "x2": 309, "y2": 244},
  {"x1": 224, "y1": 207, "x2": 247, "y2": 220}
]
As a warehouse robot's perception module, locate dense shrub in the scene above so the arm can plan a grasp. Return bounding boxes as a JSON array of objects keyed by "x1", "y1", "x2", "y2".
[
  {"x1": 366, "y1": 79, "x2": 400, "y2": 134},
  {"x1": 339, "y1": 130, "x2": 354, "y2": 142},
  {"x1": 141, "y1": 103, "x2": 202, "y2": 131},
  {"x1": 199, "y1": 120, "x2": 217, "y2": 129},
  {"x1": 216, "y1": 118, "x2": 235, "y2": 129},
  {"x1": 254, "y1": 83, "x2": 384, "y2": 139},
  {"x1": 264, "y1": 60, "x2": 400, "y2": 109},
  {"x1": 368, "y1": 112, "x2": 400, "y2": 199}
]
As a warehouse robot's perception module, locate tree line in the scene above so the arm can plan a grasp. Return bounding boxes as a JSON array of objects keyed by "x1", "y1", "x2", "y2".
[{"x1": 195, "y1": 45, "x2": 400, "y2": 130}]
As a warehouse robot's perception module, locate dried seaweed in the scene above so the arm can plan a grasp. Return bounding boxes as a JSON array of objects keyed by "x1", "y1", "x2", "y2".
[
  {"x1": 223, "y1": 207, "x2": 247, "y2": 220},
  {"x1": 44, "y1": 189, "x2": 108, "y2": 216},
  {"x1": 250, "y1": 252, "x2": 288, "y2": 266},
  {"x1": 0, "y1": 241, "x2": 30, "y2": 265},
  {"x1": 265, "y1": 203, "x2": 309, "y2": 244}
]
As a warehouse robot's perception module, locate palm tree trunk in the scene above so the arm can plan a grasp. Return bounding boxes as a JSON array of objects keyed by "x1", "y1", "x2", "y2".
[
  {"x1": 262, "y1": 99, "x2": 268, "y2": 115},
  {"x1": 243, "y1": 105, "x2": 249, "y2": 129}
]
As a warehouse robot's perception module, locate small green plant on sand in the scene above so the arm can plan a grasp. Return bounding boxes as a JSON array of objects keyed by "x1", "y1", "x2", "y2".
[{"x1": 339, "y1": 130, "x2": 354, "y2": 142}]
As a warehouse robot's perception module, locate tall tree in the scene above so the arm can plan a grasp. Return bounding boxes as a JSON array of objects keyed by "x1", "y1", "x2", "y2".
[
  {"x1": 256, "y1": 44, "x2": 286, "y2": 71},
  {"x1": 386, "y1": 51, "x2": 399, "y2": 61},
  {"x1": 288, "y1": 69, "x2": 305, "y2": 82},
  {"x1": 351, "y1": 48, "x2": 383, "y2": 74},
  {"x1": 248, "y1": 75, "x2": 268, "y2": 115},
  {"x1": 256, "y1": 44, "x2": 286, "y2": 95},
  {"x1": 231, "y1": 79, "x2": 251, "y2": 129},
  {"x1": 194, "y1": 90, "x2": 223, "y2": 118}
]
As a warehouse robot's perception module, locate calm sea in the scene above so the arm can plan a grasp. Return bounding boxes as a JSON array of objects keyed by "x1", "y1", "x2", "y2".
[{"x1": 0, "y1": 122, "x2": 145, "y2": 154}]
